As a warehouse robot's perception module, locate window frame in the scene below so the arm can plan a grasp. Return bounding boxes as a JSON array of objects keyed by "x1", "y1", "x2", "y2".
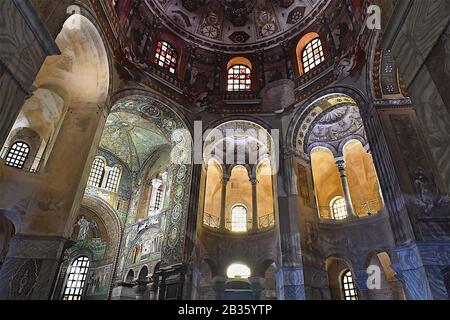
[
  {"x1": 331, "y1": 196, "x2": 348, "y2": 221},
  {"x1": 5, "y1": 141, "x2": 30, "y2": 169},
  {"x1": 301, "y1": 37, "x2": 325, "y2": 74},
  {"x1": 87, "y1": 157, "x2": 106, "y2": 188},
  {"x1": 153, "y1": 40, "x2": 178, "y2": 75},
  {"x1": 341, "y1": 269, "x2": 359, "y2": 300},
  {"x1": 231, "y1": 204, "x2": 248, "y2": 233},
  {"x1": 227, "y1": 64, "x2": 252, "y2": 92},
  {"x1": 105, "y1": 165, "x2": 122, "y2": 192},
  {"x1": 154, "y1": 186, "x2": 164, "y2": 212},
  {"x1": 62, "y1": 256, "x2": 90, "y2": 301}
]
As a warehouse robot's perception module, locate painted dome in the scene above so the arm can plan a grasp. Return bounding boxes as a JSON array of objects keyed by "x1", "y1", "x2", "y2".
[{"x1": 145, "y1": 0, "x2": 330, "y2": 52}]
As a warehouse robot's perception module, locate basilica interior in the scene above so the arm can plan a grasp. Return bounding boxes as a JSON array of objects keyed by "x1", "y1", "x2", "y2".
[{"x1": 0, "y1": 0, "x2": 449, "y2": 301}]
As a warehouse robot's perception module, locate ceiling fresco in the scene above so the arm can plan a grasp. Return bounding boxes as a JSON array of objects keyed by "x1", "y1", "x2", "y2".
[
  {"x1": 146, "y1": 0, "x2": 329, "y2": 50},
  {"x1": 99, "y1": 112, "x2": 169, "y2": 171}
]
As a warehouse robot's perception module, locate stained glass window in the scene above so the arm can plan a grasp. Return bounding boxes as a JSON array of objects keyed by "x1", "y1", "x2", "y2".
[
  {"x1": 5, "y1": 141, "x2": 30, "y2": 169},
  {"x1": 227, "y1": 64, "x2": 252, "y2": 92},
  {"x1": 342, "y1": 270, "x2": 359, "y2": 300},
  {"x1": 154, "y1": 40, "x2": 178, "y2": 74},
  {"x1": 87, "y1": 158, "x2": 105, "y2": 187},
  {"x1": 302, "y1": 38, "x2": 325, "y2": 73},
  {"x1": 105, "y1": 166, "x2": 121, "y2": 192},
  {"x1": 63, "y1": 256, "x2": 90, "y2": 301},
  {"x1": 331, "y1": 197, "x2": 348, "y2": 220},
  {"x1": 231, "y1": 205, "x2": 247, "y2": 232}
]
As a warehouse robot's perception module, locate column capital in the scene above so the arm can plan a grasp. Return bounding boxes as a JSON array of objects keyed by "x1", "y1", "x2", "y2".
[
  {"x1": 222, "y1": 174, "x2": 230, "y2": 184},
  {"x1": 336, "y1": 159, "x2": 346, "y2": 171}
]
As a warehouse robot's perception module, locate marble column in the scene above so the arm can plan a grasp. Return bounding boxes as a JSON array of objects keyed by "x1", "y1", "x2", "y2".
[
  {"x1": 220, "y1": 174, "x2": 230, "y2": 230},
  {"x1": 277, "y1": 151, "x2": 306, "y2": 300},
  {"x1": 335, "y1": 160, "x2": 357, "y2": 219},
  {"x1": 250, "y1": 177, "x2": 258, "y2": 230}
]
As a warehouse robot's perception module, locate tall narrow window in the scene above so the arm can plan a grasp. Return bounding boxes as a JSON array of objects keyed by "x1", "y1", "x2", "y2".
[
  {"x1": 5, "y1": 141, "x2": 30, "y2": 169},
  {"x1": 154, "y1": 187, "x2": 164, "y2": 211},
  {"x1": 228, "y1": 64, "x2": 252, "y2": 92},
  {"x1": 302, "y1": 38, "x2": 324, "y2": 73},
  {"x1": 87, "y1": 158, "x2": 105, "y2": 187},
  {"x1": 154, "y1": 40, "x2": 178, "y2": 74},
  {"x1": 231, "y1": 205, "x2": 247, "y2": 232},
  {"x1": 63, "y1": 256, "x2": 90, "y2": 300},
  {"x1": 105, "y1": 166, "x2": 121, "y2": 192},
  {"x1": 342, "y1": 270, "x2": 358, "y2": 300},
  {"x1": 331, "y1": 196, "x2": 348, "y2": 220}
]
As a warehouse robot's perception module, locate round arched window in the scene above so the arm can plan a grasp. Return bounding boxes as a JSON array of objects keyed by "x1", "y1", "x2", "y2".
[
  {"x1": 227, "y1": 263, "x2": 251, "y2": 279},
  {"x1": 341, "y1": 270, "x2": 358, "y2": 300},
  {"x1": 301, "y1": 38, "x2": 325, "y2": 73},
  {"x1": 331, "y1": 196, "x2": 347, "y2": 220},
  {"x1": 5, "y1": 141, "x2": 30, "y2": 169},
  {"x1": 62, "y1": 256, "x2": 90, "y2": 300},
  {"x1": 231, "y1": 205, "x2": 248, "y2": 232}
]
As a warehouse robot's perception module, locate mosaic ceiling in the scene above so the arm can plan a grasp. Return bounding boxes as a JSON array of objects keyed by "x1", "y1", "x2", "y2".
[
  {"x1": 99, "y1": 112, "x2": 169, "y2": 171},
  {"x1": 146, "y1": 0, "x2": 329, "y2": 51},
  {"x1": 307, "y1": 105, "x2": 365, "y2": 147}
]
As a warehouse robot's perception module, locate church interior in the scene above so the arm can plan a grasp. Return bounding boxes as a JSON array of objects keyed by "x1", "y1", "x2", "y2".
[{"x1": 0, "y1": 0, "x2": 449, "y2": 301}]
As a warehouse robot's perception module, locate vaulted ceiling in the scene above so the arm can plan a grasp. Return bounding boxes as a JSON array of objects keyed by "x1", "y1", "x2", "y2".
[{"x1": 99, "y1": 112, "x2": 169, "y2": 171}]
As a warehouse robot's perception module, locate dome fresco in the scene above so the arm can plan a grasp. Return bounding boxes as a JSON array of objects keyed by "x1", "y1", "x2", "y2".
[{"x1": 146, "y1": 0, "x2": 329, "y2": 51}]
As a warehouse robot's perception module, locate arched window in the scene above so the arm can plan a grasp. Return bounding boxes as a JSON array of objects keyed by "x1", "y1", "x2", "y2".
[
  {"x1": 341, "y1": 270, "x2": 358, "y2": 300},
  {"x1": 296, "y1": 33, "x2": 325, "y2": 75},
  {"x1": 227, "y1": 263, "x2": 251, "y2": 279},
  {"x1": 5, "y1": 141, "x2": 30, "y2": 169},
  {"x1": 87, "y1": 157, "x2": 105, "y2": 187},
  {"x1": 302, "y1": 38, "x2": 325, "y2": 73},
  {"x1": 105, "y1": 166, "x2": 121, "y2": 192},
  {"x1": 154, "y1": 40, "x2": 178, "y2": 74},
  {"x1": 231, "y1": 205, "x2": 247, "y2": 232},
  {"x1": 227, "y1": 57, "x2": 253, "y2": 92},
  {"x1": 63, "y1": 256, "x2": 90, "y2": 300},
  {"x1": 331, "y1": 196, "x2": 347, "y2": 220}
]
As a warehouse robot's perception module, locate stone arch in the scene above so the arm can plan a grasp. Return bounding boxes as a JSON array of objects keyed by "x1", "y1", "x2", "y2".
[
  {"x1": 365, "y1": 251, "x2": 406, "y2": 300},
  {"x1": 286, "y1": 86, "x2": 369, "y2": 152},
  {"x1": 125, "y1": 269, "x2": 135, "y2": 282},
  {"x1": 325, "y1": 256, "x2": 359, "y2": 300}
]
